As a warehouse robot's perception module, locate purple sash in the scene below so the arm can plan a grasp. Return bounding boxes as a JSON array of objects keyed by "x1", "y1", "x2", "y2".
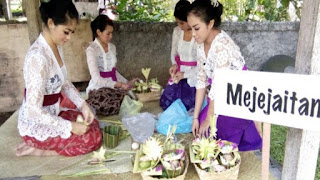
[{"x1": 100, "y1": 67, "x2": 117, "y2": 81}]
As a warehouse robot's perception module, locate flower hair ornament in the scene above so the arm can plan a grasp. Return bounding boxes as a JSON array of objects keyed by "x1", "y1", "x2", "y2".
[{"x1": 211, "y1": 0, "x2": 219, "y2": 7}]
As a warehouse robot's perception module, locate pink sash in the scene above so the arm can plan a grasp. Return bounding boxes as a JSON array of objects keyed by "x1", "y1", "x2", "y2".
[
  {"x1": 24, "y1": 89, "x2": 62, "y2": 106},
  {"x1": 175, "y1": 55, "x2": 197, "y2": 72},
  {"x1": 168, "y1": 55, "x2": 197, "y2": 85},
  {"x1": 100, "y1": 67, "x2": 117, "y2": 81}
]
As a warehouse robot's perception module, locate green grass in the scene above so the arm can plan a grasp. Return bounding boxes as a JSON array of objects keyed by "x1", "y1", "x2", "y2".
[{"x1": 270, "y1": 125, "x2": 320, "y2": 179}]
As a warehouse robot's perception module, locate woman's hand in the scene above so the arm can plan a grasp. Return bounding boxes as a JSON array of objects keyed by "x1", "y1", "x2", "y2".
[
  {"x1": 80, "y1": 103, "x2": 94, "y2": 125},
  {"x1": 192, "y1": 118, "x2": 199, "y2": 137},
  {"x1": 199, "y1": 117, "x2": 211, "y2": 138},
  {"x1": 169, "y1": 64, "x2": 178, "y2": 76},
  {"x1": 127, "y1": 78, "x2": 139, "y2": 88},
  {"x1": 174, "y1": 71, "x2": 184, "y2": 83},
  {"x1": 120, "y1": 83, "x2": 130, "y2": 90},
  {"x1": 71, "y1": 121, "x2": 89, "y2": 135}
]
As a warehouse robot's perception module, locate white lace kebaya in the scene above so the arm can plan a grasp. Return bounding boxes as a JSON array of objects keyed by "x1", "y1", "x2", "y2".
[
  {"x1": 196, "y1": 30, "x2": 246, "y2": 100},
  {"x1": 171, "y1": 26, "x2": 198, "y2": 87},
  {"x1": 86, "y1": 39, "x2": 127, "y2": 94},
  {"x1": 18, "y1": 34, "x2": 85, "y2": 141}
]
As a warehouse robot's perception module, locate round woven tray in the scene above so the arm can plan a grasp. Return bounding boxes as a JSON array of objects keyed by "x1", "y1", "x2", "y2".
[
  {"x1": 141, "y1": 155, "x2": 189, "y2": 180},
  {"x1": 193, "y1": 160, "x2": 241, "y2": 180}
]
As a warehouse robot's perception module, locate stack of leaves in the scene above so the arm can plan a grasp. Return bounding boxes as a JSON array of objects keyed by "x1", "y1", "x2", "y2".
[
  {"x1": 190, "y1": 116, "x2": 241, "y2": 173},
  {"x1": 133, "y1": 125, "x2": 187, "y2": 179},
  {"x1": 132, "y1": 68, "x2": 162, "y2": 93}
]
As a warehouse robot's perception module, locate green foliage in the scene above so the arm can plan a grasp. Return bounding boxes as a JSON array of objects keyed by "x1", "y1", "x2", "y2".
[
  {"x1": 270, "y1": 124, "x2": 287, "y2": 165},
  {"x1": 111, "y1": 0, "x2": 174, "y2": 22},
  {"x1": 220, "y1": 0, "x2": 301, "y2": 21},
  {"x1": 110, "y1": 0, "x2": 301, "y2": 22}
]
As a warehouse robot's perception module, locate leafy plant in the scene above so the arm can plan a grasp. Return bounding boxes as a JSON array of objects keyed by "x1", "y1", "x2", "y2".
[{"x1": 110, "y1": 0, "x2": 174, "y2": 22}]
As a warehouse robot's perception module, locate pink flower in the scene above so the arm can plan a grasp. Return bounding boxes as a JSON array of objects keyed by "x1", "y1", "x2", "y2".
[
  {"x1": 232, "y1": 143, "x2": 238, "y2": 149},
  {"x1": 156, "y1": 165, "x2": 163, "y2": 171},
  {"x1": 218, "y1": 141, "x2": 225, "y2": 148}
]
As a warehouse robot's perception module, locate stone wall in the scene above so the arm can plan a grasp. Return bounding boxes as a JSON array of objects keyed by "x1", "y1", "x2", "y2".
[{"x1": 0, "y1": 21, "x2": 299, "y2": 112}]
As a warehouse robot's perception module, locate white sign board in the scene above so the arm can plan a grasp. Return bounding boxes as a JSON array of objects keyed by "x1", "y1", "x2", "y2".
[{"x1": 214, "y1": 70, "x2": 320, "y2": 132}]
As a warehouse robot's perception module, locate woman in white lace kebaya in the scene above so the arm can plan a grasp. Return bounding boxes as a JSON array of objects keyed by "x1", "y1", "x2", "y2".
[
  {"x1": 187, "y1": 0, "x2": 262, "y2": 151},
  {"x1": 160, "y1": 0, "x2": 198, "y2": 111},
  {"x1": 86, "y1": 15, "x2": 137, "y2": 116},
  {"x1": 16, "y1": 0, "x2": 102, "y2": 157}
]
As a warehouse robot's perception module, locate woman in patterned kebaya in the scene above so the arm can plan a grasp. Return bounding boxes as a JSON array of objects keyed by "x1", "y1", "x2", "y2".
[
  {"x1": 160, "y1": 0, "x2": 198, "y2": 111},
  {"x1": 188, "y1": 0, "x2": 262, "y2": 151},
  {"x1": 16, "y1": 0, "x2": 102, "y2": 157},
  {"x1": 85, "y1": 15, "x2": 138, "y2": 116}
]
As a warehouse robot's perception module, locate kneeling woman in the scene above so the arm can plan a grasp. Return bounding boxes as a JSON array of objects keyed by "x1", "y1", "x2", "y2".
[
  {"x1": 16, "y1": 0, "x2": 102, "y2": 157},
  {"x1": 86, "y1": 15, "x2": 137, "y2": 116}
]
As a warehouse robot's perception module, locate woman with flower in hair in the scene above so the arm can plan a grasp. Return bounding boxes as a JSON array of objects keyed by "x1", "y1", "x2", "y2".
[
  {"x1": 85, "y1": 14, "x2": 138, "y2": 116},
  {"x1": 160, "y1": 0, "x2": 198, "y2": 111},
  {"x1": 188, "y1": 0, "x2": 262, "y2": 151},
  {"x1": 16, "y1": 0, "x2": 102, "y2": 157}
]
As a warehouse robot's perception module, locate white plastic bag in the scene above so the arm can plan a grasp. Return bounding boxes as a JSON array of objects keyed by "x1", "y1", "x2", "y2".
[{"x1": 122, "y1": 112, "x2": 156, "y2": 143}]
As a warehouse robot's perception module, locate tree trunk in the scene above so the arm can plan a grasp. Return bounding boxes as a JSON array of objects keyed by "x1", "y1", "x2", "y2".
[
  {"x1": 25, "y1": 0, "x2": 41, "y2": 45},
  {"x1": 2, "y1": 0, "x2": 11, "y2": 21}
]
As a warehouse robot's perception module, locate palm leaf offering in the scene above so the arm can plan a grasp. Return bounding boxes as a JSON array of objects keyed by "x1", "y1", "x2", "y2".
[
  {"x1": 190, "y1": 116, "x2": 241, "y2": 173},
  {"x1": 133, "y1": 125, "x2": 187, "y2": 179},
  {"x1": 132, "y1": 68, "x2": 162, "y2": 93}
]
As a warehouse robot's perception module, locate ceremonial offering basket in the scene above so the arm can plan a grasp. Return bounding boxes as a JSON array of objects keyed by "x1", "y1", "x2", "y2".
[
  {"x1": 140, "y1": 155, "x2": 189, "y2": 180},
  {"x1": 193, "y1": 159, "x2": 240, "y2": 180}
]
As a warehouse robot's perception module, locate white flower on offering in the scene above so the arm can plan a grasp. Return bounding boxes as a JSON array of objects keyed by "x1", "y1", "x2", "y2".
[
  {"x1": 142, "y1": 137, "x2": 163, "y2": 161},
  {"x1": 213, "y1": 164, "x2": 226, "y2": 172},
  {"x1": 91, "y1": 147, "x2": 107, "y2": 163},
  {"x1": 220, "y1": 145, "x2": 233, "y2": 153},
  {"x1": 163, "y1": 149, "x2": 185, "y2": 161}
]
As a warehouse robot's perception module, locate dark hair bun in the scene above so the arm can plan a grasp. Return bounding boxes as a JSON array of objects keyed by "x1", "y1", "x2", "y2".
[
  {"x1": 40, "y1": 0, "x2": 79, "y2": 26},
  {"x1": 90, "y1": 15, "x2": 114, "y2": 40},
  {"x1": 189, "y1": 0, "x2": 223, "y2": 27},
  {"x1": 174, "y1": 0, "x2": 191, "y2": 22}
]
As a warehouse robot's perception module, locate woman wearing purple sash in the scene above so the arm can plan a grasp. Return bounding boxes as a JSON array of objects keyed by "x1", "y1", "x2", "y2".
[
  {"x1": 187, "y1": 0, "x2": 262, "y2": 151},
  {"x1": 86, "y1": 15, "x2": 137, "y2": 116},
  {"x1": 160, "y1": 0, "x2": 198, "y2": 111}
]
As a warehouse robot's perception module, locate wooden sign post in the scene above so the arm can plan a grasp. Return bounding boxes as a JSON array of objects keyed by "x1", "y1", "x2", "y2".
[{"x1": 282, "y1": 0, "x2": 320, "y2": 179}]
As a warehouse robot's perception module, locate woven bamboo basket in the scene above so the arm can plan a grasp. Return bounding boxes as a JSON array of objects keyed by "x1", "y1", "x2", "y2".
[
  {"x1": 140, "y1": 155, "x2": 189, "y2": 180},
  {"x1": 193, "y1": 160, "x2": 241, "y2": 180},
  {"x1": 135, "y1": 89, "x2": 162, "y2": 102}
]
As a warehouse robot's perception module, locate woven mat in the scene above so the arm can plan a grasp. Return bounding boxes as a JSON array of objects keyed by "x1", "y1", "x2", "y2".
[{"x1": 0, "y1": 100, "x2": 276, "y2": 179}]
